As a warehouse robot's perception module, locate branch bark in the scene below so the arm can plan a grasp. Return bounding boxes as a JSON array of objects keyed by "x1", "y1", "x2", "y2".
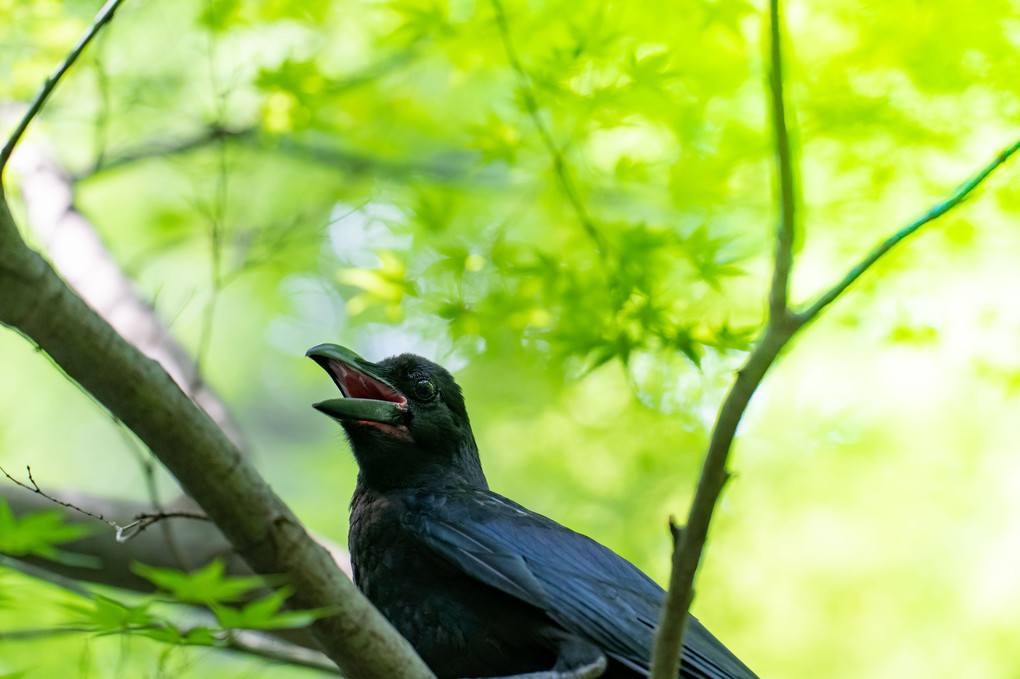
[
  {"x1": 1, "y1": 6, "x2": 430, "y2": 673},
  {"x1": 0, "y1": 191, "x2": 434, "y2": 678},
  {"x1": 2, "y1": 485, "x2": 349, "y2": 590},
  {"x1": 798, "y1": 135, "x2": 1020, "y2": 325},
  {"x1": 649, "y1": 1, "x2": 1020, "y2": 677}
]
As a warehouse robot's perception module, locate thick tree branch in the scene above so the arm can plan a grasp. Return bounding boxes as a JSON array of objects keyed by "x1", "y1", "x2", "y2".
[
  {"x1": 0, "y1": 193, "x2": 434, "y2": 678},
  {"x1": 0, "y1": 0, "x2": 129, "y2": 175}
]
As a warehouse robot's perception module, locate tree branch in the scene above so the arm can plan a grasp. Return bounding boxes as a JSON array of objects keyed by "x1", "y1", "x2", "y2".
[
  {"x1": 0, "y1": 194, "x2": 433, "y2": 678},
  {"x1": 14, "y1": 143, "x2": 250, "y2": 433},
  {"x1": 0, "y1": 0, "x2": 129, "y2": 175},
  {"x1": 797, "y1": 135, "x2": 1020, "y2": 325},
  {"x1": 650, "y1": 1, "x2": 1020, "y2": 676},
  {"x1": 1, "y1": 485, "x2": 352, "y2": 654},
  {"x1": 0, "y1": 626, "x2": 340, "y2": 674},
  {"x1": 69, "y1": 125, "x2": 478, "y2": 184},
  {"x1": 0, "y1": 464, "x2": 207, "y2": 541},
  {"x1": 766, "y1": 0, "x2": 797, "y2": 318},
  {"x1": 73, "y1": 125, "x2": 245, "y2": 179},
  {"x1": 650, "y1": 2, "x2": 800, "y2": 675}
]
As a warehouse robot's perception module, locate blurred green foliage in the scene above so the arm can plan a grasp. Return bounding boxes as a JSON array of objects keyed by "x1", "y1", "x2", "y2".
[
  {"x1": 0, "y1": 499, "x2": 94, "y2": 562},
  {"x1": 1, "y1": 0, "x2": 1020, "y2": 677}
]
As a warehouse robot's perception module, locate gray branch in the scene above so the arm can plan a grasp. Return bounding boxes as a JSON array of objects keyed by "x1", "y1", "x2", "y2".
[{"x1": 0, "y1": 188, "x2": 434, "y2": 678}]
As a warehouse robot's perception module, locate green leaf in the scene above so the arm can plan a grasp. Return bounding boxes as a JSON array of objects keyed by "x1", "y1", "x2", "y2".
[
  {"x1": 63, "y1": 594, "x2": 155, "y2": 634},
  {"x1": 0, "y1": 499, "x2": 96, "y2": 560},
  {"x1": 211, "y1": 587, "x2": 330, "y2": 630},
  {"x1": 138, "y1": 624, "x2": 217, "y2": 647},
  {"x1": 198, "y1": 0, "x2": 242, "y2": 31},
  {"x1": 131, "y1": 560, "x2": 267, "y2": 605}
]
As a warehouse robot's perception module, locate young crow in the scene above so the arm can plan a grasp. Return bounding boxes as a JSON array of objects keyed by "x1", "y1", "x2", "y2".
[{"x1": 308, "y1": 343, "x2": 758, "y2": 679}]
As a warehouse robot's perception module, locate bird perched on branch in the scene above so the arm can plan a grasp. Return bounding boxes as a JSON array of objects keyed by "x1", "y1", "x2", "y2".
[{"x1": 308, "y1": 343, "x2": 757, "y2": 679}]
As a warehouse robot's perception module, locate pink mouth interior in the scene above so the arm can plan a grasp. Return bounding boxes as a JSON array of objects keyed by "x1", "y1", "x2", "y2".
[{"x1": 327, "y1": 359, "x2": 407, "y2": 406}]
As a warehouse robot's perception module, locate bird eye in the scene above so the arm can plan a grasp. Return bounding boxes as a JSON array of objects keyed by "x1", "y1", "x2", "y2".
[{"x1": 411, "y1": 377, "x2": 438, "y2": 402}]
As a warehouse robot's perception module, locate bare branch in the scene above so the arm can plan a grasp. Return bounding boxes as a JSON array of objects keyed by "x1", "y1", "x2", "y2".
[
  {"x1": 651, "y1": 2, "x2": 1020, "y2": 676},
  {"x1": 71, "y1": 125, "x2": 479, "y2": 185},
  {"x1": 650, "y1": 2, "x2": 798, "y2": 676},
  {"x1": 2, "y1": 485, "x2": 348, "y2": 596},
  {"x1": 1, "y1": 463, "x2": 120, "y2": 530},
  {"x1": 0, "y1": 464, "x2": 208, "y2": 542},
  {"x1": 798, "y1": 135, "x2": 1020, "y2": 325},
  {"x1": 221, "y1": 630, "x2": 342, "y2": 675},
  {"x1": 0, "y1": 0, "x2": 130, "y2": 175},
  {"x1": 649, "y1": 324, "x2": 789, "y2": 679},
  {"x1": 73, "y1": 126, "x2": 243, "y2": 179}
]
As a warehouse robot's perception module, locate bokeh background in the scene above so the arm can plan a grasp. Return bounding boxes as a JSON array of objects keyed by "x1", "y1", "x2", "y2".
[{"x1": 2, "y1": 0, "x2": 1020, "y2": 676}]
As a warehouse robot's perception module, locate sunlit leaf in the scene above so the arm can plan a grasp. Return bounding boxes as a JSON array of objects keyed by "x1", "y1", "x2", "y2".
[{"x1": 132, "y1": 560, "x2": 268, "y2": 605}]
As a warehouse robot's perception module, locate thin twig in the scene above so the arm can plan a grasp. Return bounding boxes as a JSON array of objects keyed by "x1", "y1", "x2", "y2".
[
  {"x1": 0, "y1": 464, "x2": 207, "y2": 542},
  {"x1": 489, "y1": 0, "x2": 605, "y2": 254},
  {"x1": 0, "y1": 0, "x2": 130, "y2": 175},
  {"x1": 91, "y1": 36, "x2": 111, "y2": 170},
  {"x1": 192, "y1": 35, "x2": 231, "y2": 391},
  {"x1": 797, "y1": 135, "x2": 1020, "y2": 325},
  {"x1": 74, "y1": 126, "x2": 242, "y2": 179},
  {"x1": 1, "y1": 463, "x2": 117, "y2": 529}
]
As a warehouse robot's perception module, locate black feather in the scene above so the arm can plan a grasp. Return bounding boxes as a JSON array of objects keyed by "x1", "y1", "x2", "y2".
[{"x1": 309, "y1": 347, "x2": 758, "y2": 679}]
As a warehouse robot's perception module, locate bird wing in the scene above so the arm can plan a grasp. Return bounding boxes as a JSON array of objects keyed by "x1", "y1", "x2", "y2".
[{"x1": 402, "y1": 488, "x2": 757, "y2": 679}]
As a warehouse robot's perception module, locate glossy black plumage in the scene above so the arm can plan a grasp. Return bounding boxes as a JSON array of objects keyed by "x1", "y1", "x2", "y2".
[{"x1": 308, "y1": 346, "x2": 757, "y2": 679}]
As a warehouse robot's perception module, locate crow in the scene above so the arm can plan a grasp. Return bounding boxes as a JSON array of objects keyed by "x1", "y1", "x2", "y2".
[{"x1": 308, "y1": 343, "x2": 758, "y2": 679}]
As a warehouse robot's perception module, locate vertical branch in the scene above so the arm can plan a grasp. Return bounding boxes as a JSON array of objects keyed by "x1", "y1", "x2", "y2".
[
  {"x1": 650, "y1": 0, "x2": 1020, "y2": 675},
  {"x1": 649, "y1": 1, "x2": 800, "y2": 677},
  {"x1": 766, "y1": 0, "x2": 797, "y2": 318},
  {"x1": 0, "y1": 0, "x2": 130, "y2": 176},
  {"x1": 193, "y1": 35, "x2": 231, "y2": 388},
  {"x1": 91, "y1": 38, "x2": 112, "y2": 171}
]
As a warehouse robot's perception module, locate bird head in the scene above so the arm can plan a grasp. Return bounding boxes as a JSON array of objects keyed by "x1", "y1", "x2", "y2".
[{"x1": 307, "y1": 343, "x2": 485, "y2": 490}]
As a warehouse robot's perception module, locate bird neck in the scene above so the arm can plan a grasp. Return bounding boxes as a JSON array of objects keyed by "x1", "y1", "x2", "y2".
[{"x1": 354, "y1": 434, "x2": 488, "y2": 492}]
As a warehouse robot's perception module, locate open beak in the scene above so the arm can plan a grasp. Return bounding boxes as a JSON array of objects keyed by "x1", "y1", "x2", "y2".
[{"x1": 306, "y1": 343, "x2": 408, "y2": 425}]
